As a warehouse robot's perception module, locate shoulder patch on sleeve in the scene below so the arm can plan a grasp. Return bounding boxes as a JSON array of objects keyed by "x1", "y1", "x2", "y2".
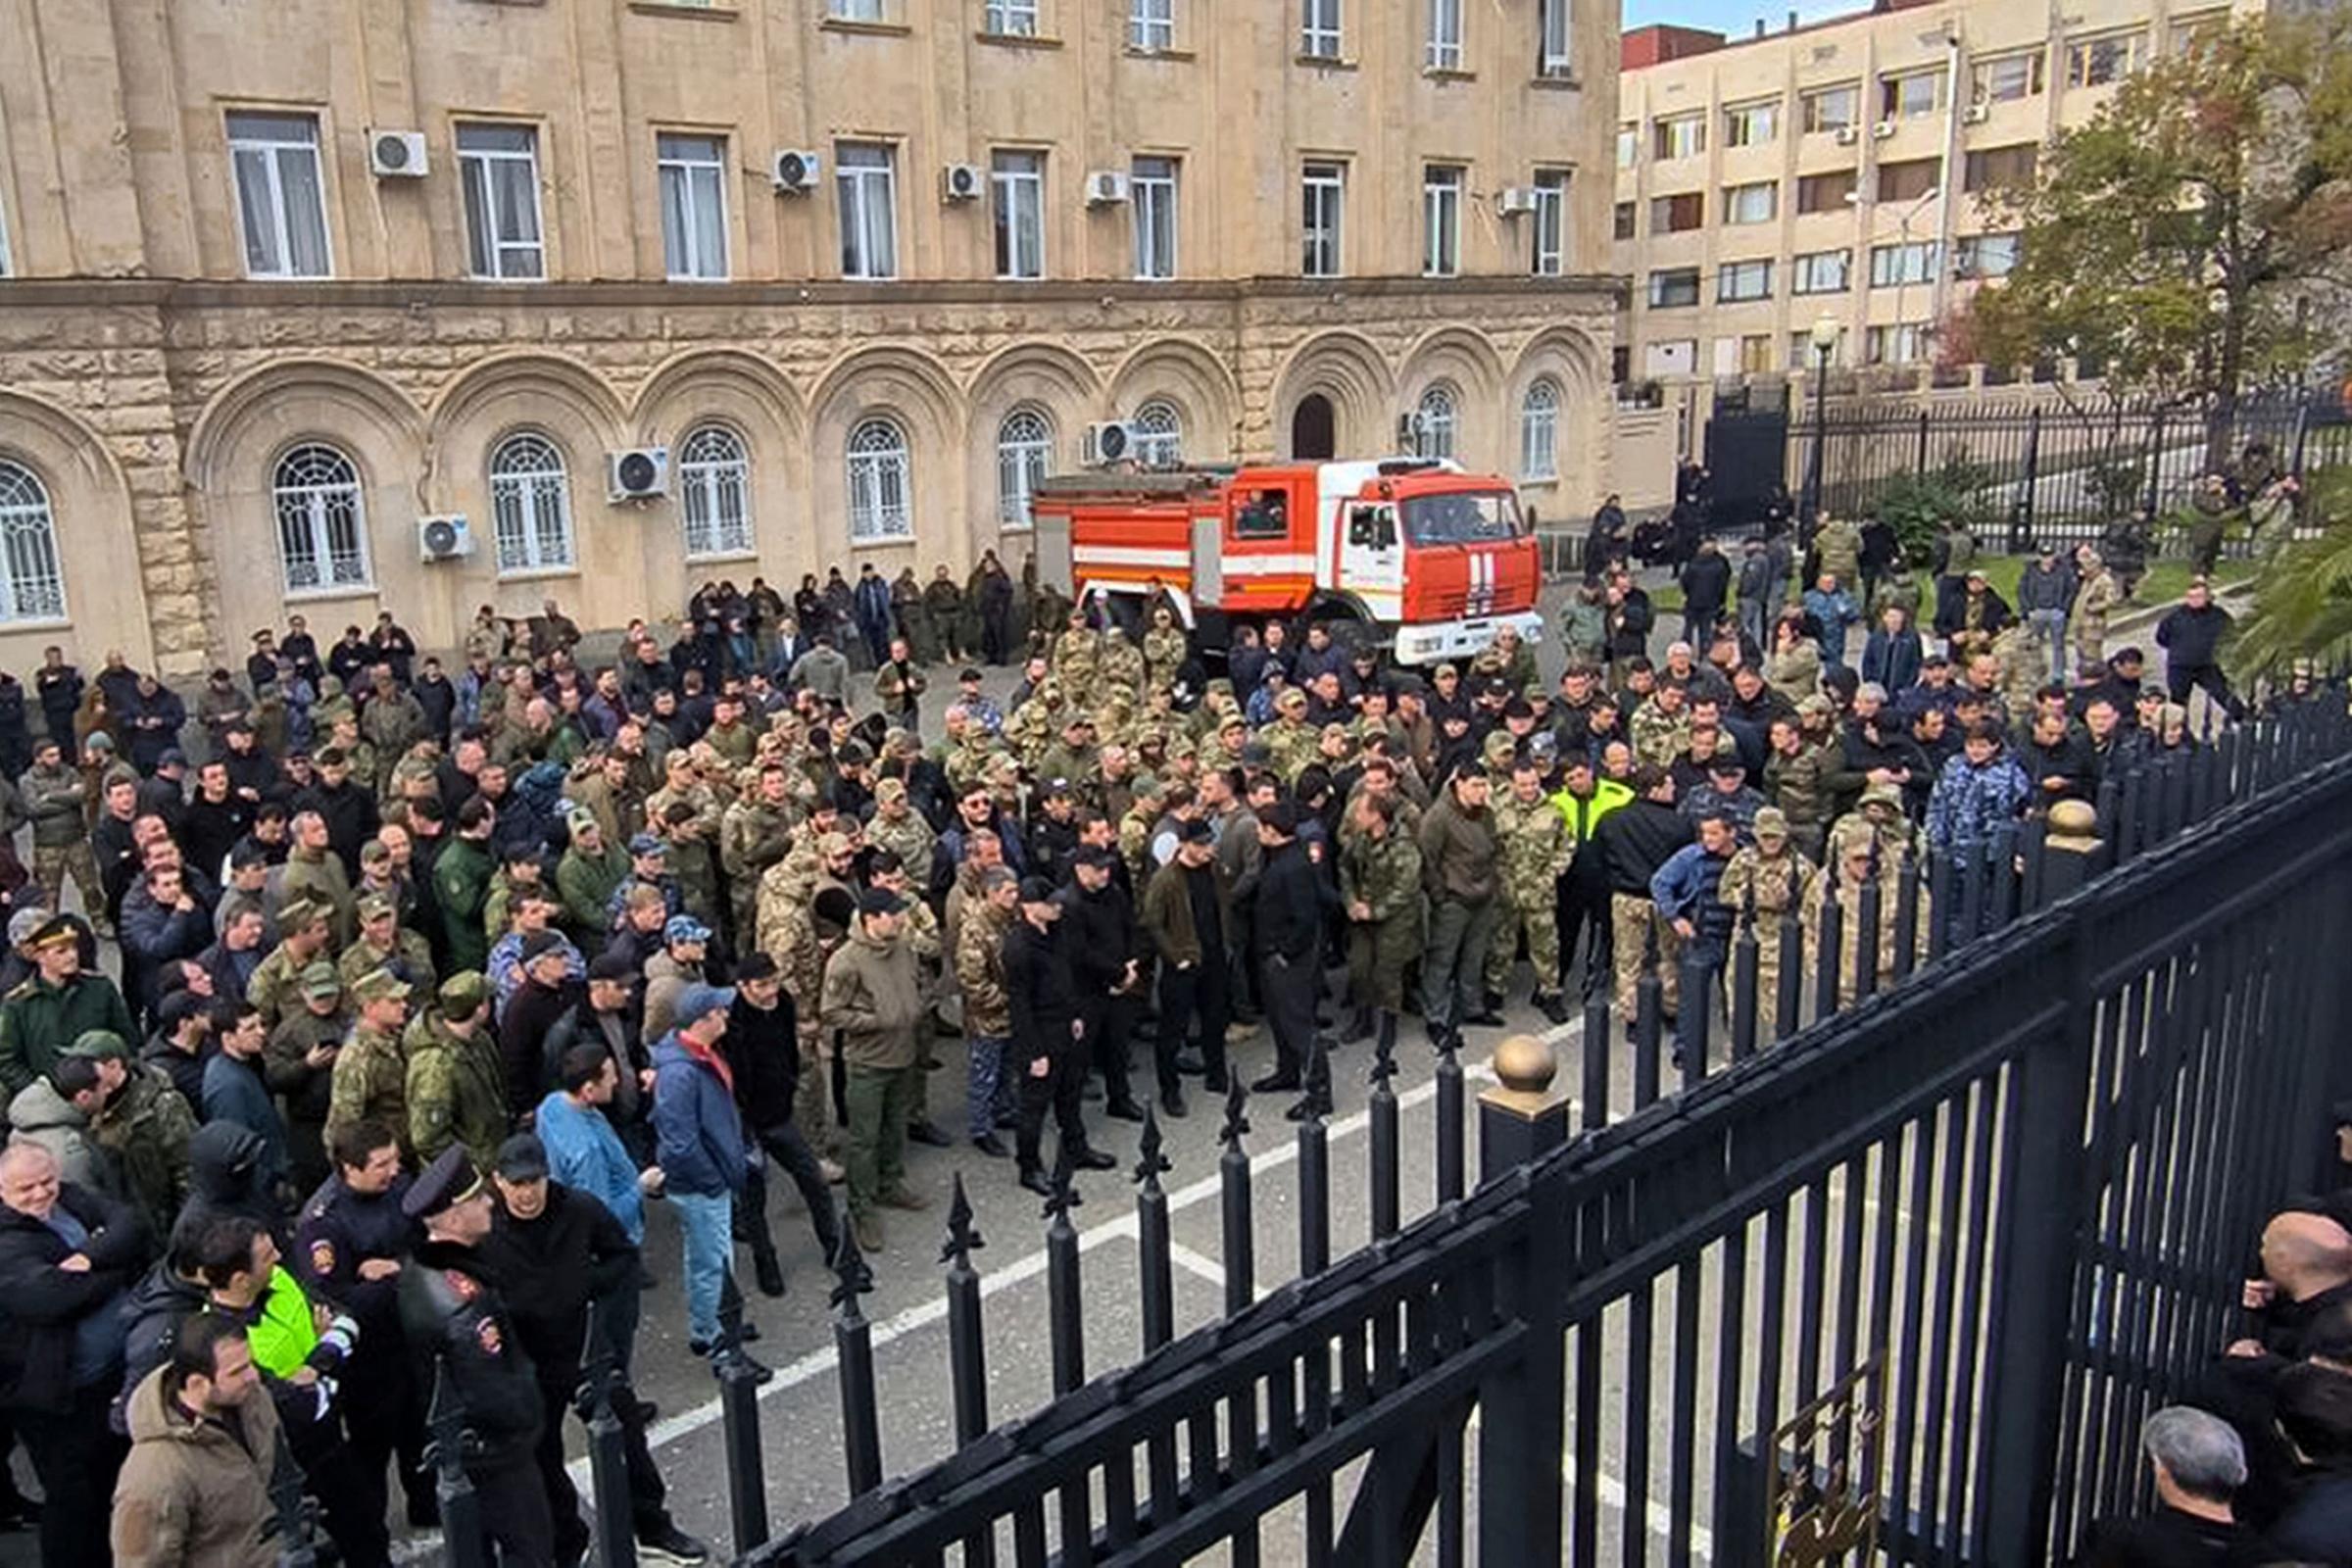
[
  {"x1": 309, "y1": 1240, "x2": 336, "y2": 1277},
  {"x1": 475, "y1": 1316, "x2": 502, "y2": 1355}
]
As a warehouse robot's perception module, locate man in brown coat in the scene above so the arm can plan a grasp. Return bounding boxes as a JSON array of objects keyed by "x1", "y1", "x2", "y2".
[{"x1": 111, "y1": 1314, "x2": 281, "y2": 1568}]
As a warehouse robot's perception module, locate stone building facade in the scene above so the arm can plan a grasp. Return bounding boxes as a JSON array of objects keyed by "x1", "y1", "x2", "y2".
[{"x1": 0, "y1": 0, "x2": 1620, "y2": 676}]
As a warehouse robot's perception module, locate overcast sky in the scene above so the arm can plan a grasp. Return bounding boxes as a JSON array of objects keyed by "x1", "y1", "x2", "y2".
[{"x1": 1620, "y1": 0, "x2": 1858, "y2": 34}]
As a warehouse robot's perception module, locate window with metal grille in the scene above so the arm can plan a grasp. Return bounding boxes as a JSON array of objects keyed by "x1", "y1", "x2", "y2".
[
  {"x1": 1519, "y1": 380, "x2": 1560, "y2": 480},
  {"x1": 1132, "y1": 401, "x2": 1183, "y2": 469},
  {"x1": 997, "y1": 408, "x2": 1053, "y2": 528},
  {"x1": 489, "y1": 433, "x2": 575, "y2": 573},
  {"x1": 847, "y1": 418, "x2": 913, "y2": 541},
  {"x1": 0, "y1": 462, "x2": 67, "y2": 621},
  {"x1": 1414, "y1": 385, "x2": 1457, "y2": 461},
  {"x1": 678, "y1": 425, "x2": 752, "y2": 558},
  {"x1": 271, "y1": 443, "x2": 370, "y2": 593}
]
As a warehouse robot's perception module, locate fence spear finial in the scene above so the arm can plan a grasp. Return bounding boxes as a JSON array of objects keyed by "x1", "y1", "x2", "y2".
[
  {"x1": 1219, "y1": 1077, "x2": 1251, "y2": 1150},
  {"x1": 941, "y1": 1170, "x2": 985, "y2": 1268},
  {"x1": 1134, "y1": 1100, "x2": 1171, "y2": 1190}
]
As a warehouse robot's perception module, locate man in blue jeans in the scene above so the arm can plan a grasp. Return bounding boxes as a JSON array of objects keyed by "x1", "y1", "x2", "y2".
[{"x1": 650, "y1": 981, "x2": 757, "y2": 1359}]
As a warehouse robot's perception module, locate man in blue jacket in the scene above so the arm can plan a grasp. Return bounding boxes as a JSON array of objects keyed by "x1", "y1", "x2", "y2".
[{"x1": 650, "y1": 982, "x2": 753, "y2": 1357}]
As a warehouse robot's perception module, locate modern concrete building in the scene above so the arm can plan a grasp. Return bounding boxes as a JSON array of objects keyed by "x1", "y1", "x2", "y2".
[
  {"x1": 1610, "y1": 0, "x2": 2257, "y2": 389},
  {"x1": 0, "y1": 0, "x2": 1617, "y2": 676}
]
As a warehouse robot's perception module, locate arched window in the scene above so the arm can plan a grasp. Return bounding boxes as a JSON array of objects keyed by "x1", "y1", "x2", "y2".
[
  {"x1": 488, "y1": 432, "x2": 575, "y2": 573},
  {"x1": 1519, "y1": 379, "x2": 1561, "y2": 481},
  {"x1": 846, "y1": 417, "x2": 913, "y2": 542},
  {"x1": 996, "y1": 408, "x2": 1054, "y2": 529},
  {"x1": 0, "y1": 462, "x2": 65, "y2": 622},
  {"x1": 1414, "y1": 384, "x2": 1457, "y2": 462},
  {"x1": 677, "y1": 424, "x2": 753, "y2": 559},
  {"x1": 1132, "y1": 399, "x2": 1183, "y2": 469},
  {"x1": 270, "y1": 443, "x2": 370, "y2": 593}
]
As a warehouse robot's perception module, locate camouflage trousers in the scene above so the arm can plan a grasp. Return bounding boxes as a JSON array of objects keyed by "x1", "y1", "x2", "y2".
[
  {"x1": 1609, "y1": 894, "x2": 1682, "y2": 1021},
  {"x1": 1484, "y1": 890, "x2": 1561, "y2": 1000},
  {"x1": 1750, "y1": 917, "x2": 1794, "y2": 1041},
  {"x1": 34, "y1": 842, "x2": 103, "y2": 924},
  {"x1": 794, "y1": 1022, "x2": 839, "y2": 1158},
  {"x1": 1347, "y1": 912, "x2": 1421, "y2": 1014}
]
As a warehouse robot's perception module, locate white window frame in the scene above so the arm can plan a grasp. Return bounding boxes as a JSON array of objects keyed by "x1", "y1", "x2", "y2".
[
  {"x1": 1724, "y1": 100, "x2": 1779, "y2": 147},
  {"x1": 226, "y1": 112, "x2": 331, "y2": 280},
  {"x1": 1882, "y1": 70, "x2": 1942, "y2": 120},
  {"x1": 1790, "y1": 249, "x2": 1851, "y2": 295},
  {"x1": 1956, "y1": 232, "x2": 2022, "y2": 279},
  {"x1": 1866, "y1": 322, "x2": 1929, "y2": 366},
  {"x1": 837, "y1": 141, "x2": 900, "y2": 281},
  {"x1": 829, "y1": 0, "x2": 886, "y2": 18},
  {"x1": 991, "y1": 149, "x2": 1046, "y2": 281},
  {"x1": 1131, "y1": 401, "x2": 1183, "y2": 469},
  {"x1": 1616, "y1": 124, "x2": 1639, "y2": 170},
  {"x1": 0, "y1": 462, "x2": 68, "y2": 622},
  {"x1": 1531, "y1": 170, "x2": 1568, "y2": 276},
  {"x1": 678, "y1": 424, "x2": 754, "y2": 559},
  {"x1": 984, "y1": 0, "x2": 1039, "y2": 35},
  {"x1": 1128, "y1": 0, "x2": 1174, "y2": 51},
  {"x1": 847, "y1": 417, "x2": 914, "y2": 543},
  {"x1": 1654, "y1": 114, "x2": 1706, "y2": 161},
  {"x1": 1519, "y1": 380, "x2": 1561, "y2": 481},
  {"x1": 1538, "y1": 0, "x2": 1572, "y2": 77},
  {"x1": 996, "y1": 408, "x2": 1053, "y2": 529},
  {"x1": 1425, "y1": 0, "x2": 1463, "y2": 70},
  {"x1": 1413, "y1": 385, "x2": 1458, "y2": 462},
  {"x1": 1723, "y1": 180, "x2": 1778, "y2": 225},
  {"x1": 2067, "y1": 29, "x2": 2146, "y2": 88},
  {"x1": 657, "y1": 132, "x2": 729, "y2": 282},
  {"x1": 271, "y1": 443, "x2": 372, "y2": 595},
  {"x1": 488, "y1": 432, "x2": 576, "y2": 575},
  {"x1": 1131, "y1": 156, "x2": 1179, "y2": 280},
  {"x1": 1972, "y1": 51, "x2": 2044, "y2": 103},
  {"x1": 1800, "y1": 84, "x2": 1858, "y2": 134},
  {"x1": 1422, "y1": 165, "x2": 1463, "y2": 277},
  {"x1": 1301, "y1": 162, "x2": 1345, "y2": 277},
  {"x1": 1717, "y1": 258, "x2": 1773, "y2": 303},
  {"x1": 1301, "y1": 0, "x2": 1341, "y2": 59},
  {"x1": 457, "y1": 123, "x2": 547, "y2": 282},
  {"x1": 1870, "y1": 240, "x2": 1941, "y2": 288}
]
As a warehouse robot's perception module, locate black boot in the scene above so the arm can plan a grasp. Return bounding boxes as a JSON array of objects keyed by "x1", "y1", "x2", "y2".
[
  {"x1": 1339, "y1": 1006, "x2": 1374, "y2": 1045},
  {"x1": 752, "y1": 1249, "x2": 786, "y2": 1299}
]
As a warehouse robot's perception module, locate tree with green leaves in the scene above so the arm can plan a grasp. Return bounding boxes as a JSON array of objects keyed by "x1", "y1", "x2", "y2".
[
  {"x1": 2229, "y1": 468, "x2": 2352, "y2": 679},
  {"x1": 1956, "y1": 13, "x2": 2352, "y2": 467}
]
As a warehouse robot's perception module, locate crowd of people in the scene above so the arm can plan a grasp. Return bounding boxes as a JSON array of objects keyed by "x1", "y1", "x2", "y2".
[{"x1": 0, "y1": 492, "x2": 2328, "y2": 1567}]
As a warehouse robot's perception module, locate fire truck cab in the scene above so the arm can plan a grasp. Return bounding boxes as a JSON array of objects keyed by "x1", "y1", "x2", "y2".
[{"x1": 1029, "y1": 457, "x2": 1543, "y2": 667}]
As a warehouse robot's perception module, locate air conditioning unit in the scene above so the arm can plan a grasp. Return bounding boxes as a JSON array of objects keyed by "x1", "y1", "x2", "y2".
[
  {"x1": 1495, "y1": 186, "x2": 1541, "y2": 217},
  {"x1": 608, "y1": 447, "x2": 670, "y2": 502},
  {"x1": 941, "y1": 163, "x2": 984, "y2": 202},
  {"x1": 417, "y1": 515, "x2": 473, "y2": 564},
  {"x1": 368, "y1": 130, "x2": 429, "y2": 178},
  {"x1": 1834, "y1": 124, "x2": 1862, "y2": 146},
  {"x1": 1963, "y1": 102, "x2": 1990, "y2": 123},
  {"x1": 771, "y1": 148, "x2": 822, "y2": 193},
  {"x1": 1873, "y1": 121, "x2": 1898, "y2": 139},
  {"x1": 1082, "y1": 421, "x2": 1136, "y2": 466},
  {"x1": 1084, "y1": 171, "x2": 1132, "y2": 206}
]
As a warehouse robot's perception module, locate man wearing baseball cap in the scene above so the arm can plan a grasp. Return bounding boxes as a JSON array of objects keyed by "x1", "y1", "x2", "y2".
[{"x1": 649, "y1": 981, "x2": 754, "y2": 1354}]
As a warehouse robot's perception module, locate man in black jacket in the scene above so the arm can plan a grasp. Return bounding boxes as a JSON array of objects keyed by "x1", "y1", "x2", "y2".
[
  {"x1": 1676, "y1": 537, "x2": 1733, "y2": 646},
  {"x1": 0, "y1": 1140, "x2": 144, "y2": 1568},
  {"x1": 480, "y1": 1135, "x2": 710, "y2": 1567},
  {"x1": 398, "y1": 1147, "x2": 554, "y2": 1568},
  {"x1": 723, "y1": 956, "x2": 842, "y2": 1296},
  {"x1": 2156, "y1": 580, "x2": 2245, "y2": 725},
  {"x1": 1061, "y1": 845, "x2": 1147, "y2": 1121},
  {"x1": 1592, "y1": 766, "x2": 1693, "y2": 1025},
  {"x1": 1004, "y1": 877, "x2": 1113, "y2": 1198},
  {"x1": 1251, "y1": 804, "x2": 1331, "y2": 1123}
]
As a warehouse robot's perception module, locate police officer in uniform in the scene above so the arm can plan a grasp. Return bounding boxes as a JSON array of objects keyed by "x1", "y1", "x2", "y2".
[{"x1": 397, "y1": 1146, "x2": 554, "y2": 1567}]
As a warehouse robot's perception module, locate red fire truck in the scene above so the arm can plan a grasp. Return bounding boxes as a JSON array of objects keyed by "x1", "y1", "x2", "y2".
[{"x1": 1028, "y1": 458, "x2": 1544, "y2": 666}]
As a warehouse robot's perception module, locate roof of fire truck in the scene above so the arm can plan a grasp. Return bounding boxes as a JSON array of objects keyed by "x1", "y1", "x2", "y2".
[{"x1": 1031, "y1": 458, "x2": 1499, "y2": 501}]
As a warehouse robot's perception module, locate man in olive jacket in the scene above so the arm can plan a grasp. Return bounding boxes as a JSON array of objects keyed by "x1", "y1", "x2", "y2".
[
  {"x1": 0, "y1": 913, "x2": 138, "y2": 1098},
  {"x1": 820, "y1": 889, "x2": 928, "y2": 1250},
  {"x1": 1416, "y1": 766, "x2": 1502, "y2": 1043}
]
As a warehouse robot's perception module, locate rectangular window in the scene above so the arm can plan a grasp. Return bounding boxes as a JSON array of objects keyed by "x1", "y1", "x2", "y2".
[
  {"x1": 2067, "y1": 29, "x2": 2146, "y2": 88},
  {"x1": 836, "y1": 140, "x2": 899, "y2": 280},
  {"x1": 1650, "y1": 190, "x2": 1704, "y2": 233},
  {"x1": 1869, "y1": 240, "x2": 1940, "y2": 287},
  {"x1": 1740, "y1": 333, "x2": 1777, "y2": 374},
  {"x1": 1422, "y1": 165, "x2": 1463, "y2": 275},
  {"x1": 991, "y1": 150, "x2": 1045, "y2": 279},
  {"x1": 1972, "y1": 50, "x2": 2044, "y2": 103},
  {"x1": 1129, "y1": 0, "x2": 1174, "y2": 50},
  {"x1": 1426, "y1": 0, "x2": 1462, "y2": 69},
  {"x1": 1880, "y1": 70, "x2": 1942, "y2": 120},
  {"x1": 1537, "y1": 0, "x2": 1571, "y2": 77},
  {"x1": 985, "y1": 0, "x2": 1038, "y2": 35},
  {"x1": 657, "y1": 132, "x2": 728, "y2": 280},
  {"x1": 1800, "y1": 84, "x2": 1859, "y2": 134},
  {"x1": 1301, "y1": 0, "x2": 1342, "y2": 59},
  {"x1": 1724, "y1": 100, "x2": 1780, "y2": 148},
  {"x1": 1717, "y1": 258, "x2": 1773, "y2": 302},
  {"x1": 226, "y1": 111, "x2": 330, "y2": 279},
  {"x1": 1616, "y1": 123, "x2": 1640, "y2": 169},
  {"x1": 1963, "y1": 143, "x2": 2037, "y2": 194},
  {"x1": 1647, "y1": 267, "x2": 1700, "y2": 309},
  {"x1": 1132, "y1": 156, "x2": 1178, "y2": 279},
  {"x1": 1866, "y1": 321, "x2": 1928, "y2": 364},
  {"x1": 1653, "y1": 114, "x2": 1705, "y2": 160},
  {"x1": 1531, "y1": 169, "x2": 1568, "y2": 275},
  {"x1": 828, "y1": 0, "x2": 885, "y2": 16},
  {"x1": 457, "y1": 123, "x2": 546, "y2": 281},
  {"x1": 1877, "y1": 157, "x2": 1939, "y2": 203},
  {"x1": 1796, "y1": 170, "x2": 1857, "y2": 214},
  {"x1": 1956, "y1": 231, "x2": 2021, "y2": 277},
  {"x1": 1723, "y1": 181, "x2": 1778, "y2": 224},
  {"x1": 1301, "y1": 161, "x2": 1345, "y2": 276},
  {"x1": 1790, "y1": 248, "x2": 1850, "y2": 293},
  {"x1": 1613, "y1": 200, "x2": 1637, "y2": 240}
]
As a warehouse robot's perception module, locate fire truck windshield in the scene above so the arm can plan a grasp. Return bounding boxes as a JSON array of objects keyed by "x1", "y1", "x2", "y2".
[{"x1": 1398, "y1": 490, "x2": 1525, "y2": 547}]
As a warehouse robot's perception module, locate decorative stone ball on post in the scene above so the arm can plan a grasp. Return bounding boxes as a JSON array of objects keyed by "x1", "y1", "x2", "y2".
[
  {"x1": 1480, "y1": 1033, "x2": 1573, "y2": 1179},
  {"x1": 2039, "y1": 799, "x2": 2109, "y2": 899}
]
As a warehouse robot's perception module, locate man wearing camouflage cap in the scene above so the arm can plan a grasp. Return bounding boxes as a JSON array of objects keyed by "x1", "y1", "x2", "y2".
[
  {"x1": 267, "y1": 959, "x2": 347, "y2": 1193},
  {"x1": 329, "y1": 966, "x2": 415, "y2": 1156},
  {"x1": 337, "y1": 891, "x2": 437, "y2": 1007},
  {"x1": 1715, "y1": 807, "x2": 1817, "y2": 1041},
  {"x1": 55, "y1": 1028, "x2": 196, "y2": 1241},
  {"x1": 407, "y1": 971, "x2": 508, "y2": 1166}
]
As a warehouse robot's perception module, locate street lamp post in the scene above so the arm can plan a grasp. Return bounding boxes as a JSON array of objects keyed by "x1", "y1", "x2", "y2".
[{"x1": 1802, "y1": 314, "x2": 1841, "y2": 530}]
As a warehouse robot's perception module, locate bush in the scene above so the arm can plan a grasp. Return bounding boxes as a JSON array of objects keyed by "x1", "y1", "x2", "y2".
[{"x1": 1873, "y1": 460, "x2": 1999, "y2": 564}]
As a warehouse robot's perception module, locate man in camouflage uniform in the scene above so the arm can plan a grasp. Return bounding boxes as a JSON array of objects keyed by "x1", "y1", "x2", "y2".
[
  {"x1": 1051, "y1": 610, "x2": 1099, "y2": 691},
  {"x1": 1486, "y1": 761, "x2": 1577, "y2": 1022},
  {"x1": 1338, "y1": 792, "x2": 1424, "y2": 1041},
  {"x1": 756, "y1": 858, "x2": 837, "y2": 1154},
  {"x1": 952, "y1": 867, "x2": 1018, "y2": 1154},
  {"x1": 71, "y1": 1028, "x2": 197, "y2": 1242},
  {"x1": 1037, "y1": 714, "x2": 1102, "y2": 804},
  {"x1": 1630, "y1": 681, "x2": 1694, "y2": 771},
  {"x1": 1763, "y1": 701, "x2": 1841, "y2": 860},
  {"x1": 335, "y1": 892, "x2": 436, "y2": 1007},
  {"x1": 405, "y1": 971, "x2": 508, "y2": 1165},
  {"x1": 1098, "y1": 626, "x2": 1147, "y2": 695},
  {"x1": 1263, "y1": 688, "x2": 1321, "y2": 783},
  {"x1": 247, "y1": 897, "x2": 334, "y2": 1032},
  {"x1": 1802, "y1": 831, "x2": 1931, "y2": 1010},
  {"x1": 1825, "y1": 780, "x2": 1922, "y2": 871},
  {"x1": 656, "y1": 799, "x2": 721, "y2": 931},
  {"x1": 1715, "y1": 807, "x2": 1816, "y2": 1041},
  {"x1": 267, "y1": 960, "x2": 348, "y2": 1194},
  {"x1": 326, "y1": 965, "x2": 414, "y2": 1156},
  {"x1": 1142, "y1": 607, "x2": 1189, "y2": 694},
  {"x1": 719, "y1": 762, "x2": 799, "y2": 952},
  {"x1": 866, "y1": 778, "x2": 937, "y2": 893},
  {"x1": 23, "y1": 736, "x2": 103, "y2": 924},
  {"x1": 2070, "y1": 552, "x2": 2120, "y2": 667}
]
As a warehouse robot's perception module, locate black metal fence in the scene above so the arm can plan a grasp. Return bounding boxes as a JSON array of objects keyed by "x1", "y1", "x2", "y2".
[{"x1": 375, "y1": 697, "x2": 2352, "y2": 1567}]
